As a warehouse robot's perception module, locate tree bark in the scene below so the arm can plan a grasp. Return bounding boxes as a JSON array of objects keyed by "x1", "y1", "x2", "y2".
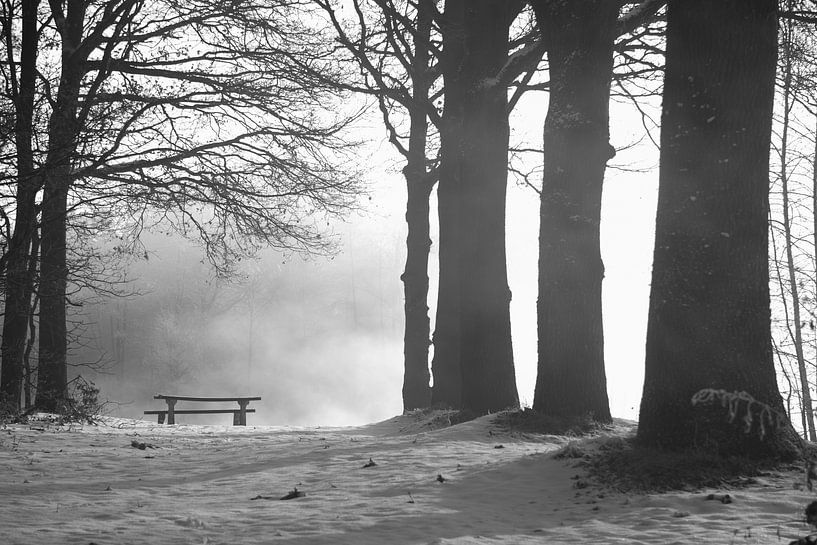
[
  {"x1": 401, "y1": 0, "x2": 434, "y2": 411},
  {"x1": 23, "y1": 231, "x2": 40, "y2": 410},
  {"x1": 36, "y1": 0, "x2": 86, "y2": 411},
  {"x1": 530, "y1": 0, "x2": 615, "y2": 422},
  {"x1": 432, "y1": 0, "x2": 520, "y2": 413},
  {"x1": 637, "y1": 0, "x2": 799, "y2": 456},
  {"x1": 1, "y1": 0, "x2": 41, "y2": 409},
  {"x1": 402, "y1": 168, "x2": 434, "y2": 410},
  {"x1": 37, "y1": 166, "x2": 70, "y2": 411}
]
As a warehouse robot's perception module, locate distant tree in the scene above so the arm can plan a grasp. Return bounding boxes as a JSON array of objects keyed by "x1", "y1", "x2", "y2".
[
  {"x1": 637, "y1": 0, "x2": 799, "y2": 456},
  {"x1": 314, "y1": 0, "x2": 442, "y2": 411}
]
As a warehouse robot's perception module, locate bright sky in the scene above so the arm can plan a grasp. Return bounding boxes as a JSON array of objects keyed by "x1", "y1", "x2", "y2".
[
  {"x1": 363, "y1": 92, "x2": 661, "y2": 421},
  {"x1": 504, "y1": 95, "x2": 659, "y2": 419}
]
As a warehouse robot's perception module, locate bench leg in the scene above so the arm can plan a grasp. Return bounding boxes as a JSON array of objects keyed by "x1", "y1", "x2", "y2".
[
  {"x1": 158, "y1": 413, "x2": 166, "y2": 425},
  {"x1": 237, "y1": 401, "x2": 249, "y2": 426},
  {"x1": 233, "y1": 411, "x2": 240, "y2": 426},
  {"x1": 167, "y1": 399, "x2": 177, "y2": 425}
]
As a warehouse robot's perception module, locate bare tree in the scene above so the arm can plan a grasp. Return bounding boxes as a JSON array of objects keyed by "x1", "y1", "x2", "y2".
[
  {"x1": 0, "y1": 0, "x2": 363, "y2": 410},
  {"x1": 314, "y1": 0, "x2": 442, "y2": 411}
]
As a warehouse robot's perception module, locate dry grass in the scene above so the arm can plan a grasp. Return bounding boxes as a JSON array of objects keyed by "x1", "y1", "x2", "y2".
[{"x1": 583, "y1": 435, "x2": 800, "y2": 493}]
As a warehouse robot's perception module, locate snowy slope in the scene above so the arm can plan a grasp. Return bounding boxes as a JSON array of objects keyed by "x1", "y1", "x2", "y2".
[{"x1": 0, "y1": 412, "x2": 813, "y2": 544}]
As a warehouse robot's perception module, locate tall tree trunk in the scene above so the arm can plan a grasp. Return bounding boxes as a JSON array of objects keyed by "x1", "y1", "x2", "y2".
[
  {"x1": 37, "y1": 170, "x2": 70, "y2": 411},
  {"x1": 401, "y1": 0, "x2": 434, "y2": 411},
  {"x1": 432, "y1": 0, "x2": 519, "y2": 413},
  {"x1": 637, "y1": 0, "x2": 799, "y2": 456},
  {"x1": 36, "y1": 0, "x2": 86, "y2": 411},
  {"x1": 530, "y1": 0, "x2": 615, "y2": 422},
  {"x1": 456, "y1": 0, "x2": 519, "y2": 413},
  {"x1": 1, "y1": 0, "x2": 41, "y2": 410},
  {"x1": 402, "y1": 170, "x2": 434, "y2": 409},
  {"x1": 813, "y1": 112, "x2": 817, "y2": 423}
]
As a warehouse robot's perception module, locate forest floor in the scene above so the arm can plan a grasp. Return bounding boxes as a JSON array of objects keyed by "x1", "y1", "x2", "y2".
[{"x1": 0, "y1": 410, "x2": 814, "y2": 544}]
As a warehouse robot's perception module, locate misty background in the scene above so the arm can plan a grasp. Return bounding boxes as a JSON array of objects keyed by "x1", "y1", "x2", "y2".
[{"x1": 70, "y1": 94, "x2": 659, "y2": 427}]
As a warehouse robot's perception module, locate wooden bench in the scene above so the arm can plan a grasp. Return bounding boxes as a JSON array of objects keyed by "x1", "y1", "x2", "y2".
[{"x1": 144, "y1": 394, "x2": 261, "y2": 426}]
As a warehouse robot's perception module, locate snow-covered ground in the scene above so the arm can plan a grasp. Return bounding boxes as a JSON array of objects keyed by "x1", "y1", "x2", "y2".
[{"x1": 0, "y1": 411, "x2": 814, "y2": 544}]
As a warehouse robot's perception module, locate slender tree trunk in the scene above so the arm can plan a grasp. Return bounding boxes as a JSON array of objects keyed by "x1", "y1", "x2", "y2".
[
  {"x1": 637, "y1": 0, "x2": 799, "y2": 457},
  {"x1": 401, "y1": 0, "x2": 434, "y2": 411},
  {"x1": 530, "y1": 0, "x2": 615, "y2": 422},
  {"x1": 771, "y1": 214, "x2": 808, "y2": 439},
  {"x1": 778, "y1": 24, "x2": 815, "y2": 440},
  {"x1": 432, "y1": 0, "x2": 520, "y2": 412},
  {"x1": 0, "y1": 0, "x2": 41, "y2": 409},
  {"x1": 772, "y1": 336, "x2": 796, "y2": 431},
  {"x1": 813, "y1": 112, "x2": 817, "y2": 428},
  {"x1": 402, "y1": 170, "x2": 434, "y2": 409}
]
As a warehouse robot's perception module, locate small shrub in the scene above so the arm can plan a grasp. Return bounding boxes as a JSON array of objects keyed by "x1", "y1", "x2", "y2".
[
  {"x1": 0, "y1": 393, "x2": 20, "y2": 424},
  {"x1": 400, "y1": 407, "x2": 479, "y2": 432},
  {"x1": 60, "y1": 376, "x2": 104, "y2": 424},
  {"x1": 495, "y1": 408, "x2": 606, "y2": 436},
  {"x1": 0, "y1": 377, "x2": 104, "y2": 426},
  {"x1": 586, "y1": 436, "x2": 779, "y2": 493},
  {"x1": 552, "y1": 441, "x2": 586, "y2": 459}
]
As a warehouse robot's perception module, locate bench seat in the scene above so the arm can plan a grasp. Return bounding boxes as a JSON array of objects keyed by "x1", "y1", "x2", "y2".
[{"x1": 153, "y1": 395, "x2": 262, "y2": 403}]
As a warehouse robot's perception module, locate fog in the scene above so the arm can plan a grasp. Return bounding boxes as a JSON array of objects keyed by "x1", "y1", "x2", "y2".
[
  {"x1": 71, "y1": 94, "x2": 660, "y2": 427},
  {"x1": 74, "y1": 209, "x2": 405, "y2": 426}
]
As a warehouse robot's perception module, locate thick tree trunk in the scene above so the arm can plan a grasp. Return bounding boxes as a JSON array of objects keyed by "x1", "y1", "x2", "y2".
[
  {"x1": 1, "y1": 0, "x2": 41, "y2": 409},
  {"x1": 401, "y1": 0, "x2": 434, "y2": 411},
  {"x1": 637, "y1": 0, "x2": 799, "y2": 457},
  {"x1": 432, "y1": 0, "x2": 519, "y2": 413},
  {"x1": 530, "y1": 0, "x2": 615, "y2": 422},
  {"x1": 455, "y1": 0, "x2": 518, "y2": 413}
]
